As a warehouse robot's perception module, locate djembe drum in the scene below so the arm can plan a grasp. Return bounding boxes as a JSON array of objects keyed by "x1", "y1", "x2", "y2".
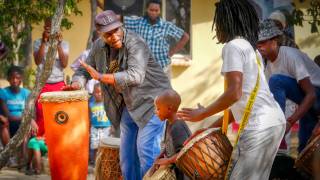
[
  {"x1": 295, "y1": 135, "x2": 320, "y2": 177},
  {"x1": 40, "y1": 91, "x2": 89, "y2": 180},
  {"x1": 176, "y1": 128, "x2": 232, "y2": 179},
  {"x1": 95, "y1": 137, "x2": 122, "y2": 180},
  {"x1": 143, "y1": 165, "x2": 176, "y2": 180}
]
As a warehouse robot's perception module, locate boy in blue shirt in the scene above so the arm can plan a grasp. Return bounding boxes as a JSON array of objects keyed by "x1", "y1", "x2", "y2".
[
  {"x1": 89, "y1": 83, "x2": 112, "y2": 163},
  {"x1": 0, "y1": 66, "x2": 31, "y2": 167}
]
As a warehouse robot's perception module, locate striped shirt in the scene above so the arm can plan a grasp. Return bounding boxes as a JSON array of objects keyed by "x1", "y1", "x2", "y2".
[{"x1": 124, "y1": 16, "x2": 184, "y2": 68}]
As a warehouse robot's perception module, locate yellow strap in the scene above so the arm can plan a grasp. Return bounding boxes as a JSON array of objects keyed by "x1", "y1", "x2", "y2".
[
  {"x1": 222, "y1": 80, "x2": 229, "y2": 135},
  {"x1": 224, "y1": 54, "x2": 262, "y2": 179}
]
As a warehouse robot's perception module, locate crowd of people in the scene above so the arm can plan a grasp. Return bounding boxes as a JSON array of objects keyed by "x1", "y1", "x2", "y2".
[{"x1": 0, "y1": 0, "x2": 320, "y2": 179}]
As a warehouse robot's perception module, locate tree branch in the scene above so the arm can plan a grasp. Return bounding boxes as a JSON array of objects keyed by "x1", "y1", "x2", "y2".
[{"x1": 0, "y1": 0, "x2": 67, "y2": 169}]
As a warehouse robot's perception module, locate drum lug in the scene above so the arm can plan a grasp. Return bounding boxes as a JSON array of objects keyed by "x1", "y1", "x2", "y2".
[{"x1": 55, "y1": 111, "x2": 69, "y2": 125}]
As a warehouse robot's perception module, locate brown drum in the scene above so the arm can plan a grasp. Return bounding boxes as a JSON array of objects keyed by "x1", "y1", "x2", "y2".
[
  {"x1": 295, "y1": 135, "x2": 320, "y2": 176},
  {"x1": 95, "y1": 137, "x2": 122, "y2": 180},
  {"x1": 143, "y1": 165, "x2": 176, "y2": 180},
  {"x1": 176, "y1": 128, "x2": 232, "y2": 179}
]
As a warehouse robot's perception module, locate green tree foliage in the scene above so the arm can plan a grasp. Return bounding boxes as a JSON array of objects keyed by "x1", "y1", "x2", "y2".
[
  {"x1": 0, "y1": 0, "x2": 82, "y2": 77},
  {"x1": 290, "y1": 0, "x2": 320, "y2": 33}
]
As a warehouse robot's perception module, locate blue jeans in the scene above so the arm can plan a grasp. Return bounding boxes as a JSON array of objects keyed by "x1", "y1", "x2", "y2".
[
  {"x1": 120, "y1": 107, "x2": 165, "y2": 180},
  {"x1": 269, "y1": 74, "x2": 320, "y2": 152}
]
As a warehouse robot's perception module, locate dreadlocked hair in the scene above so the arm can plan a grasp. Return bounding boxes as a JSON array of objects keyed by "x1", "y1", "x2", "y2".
[{"x1": 212, "y1": 0, "x2": 259, "y2": 49}]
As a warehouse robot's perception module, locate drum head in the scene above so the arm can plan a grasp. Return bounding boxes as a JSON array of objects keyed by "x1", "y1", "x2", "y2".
[
  {"x1": 143, "y1": 165, "x2": 175, "y2": 180},
  {"x1": 177, "y1": 128, "x2": 220, "y2": 160},
  {"x1": 100, "y1": 137, "x2": 121, "y2": 148},
  {"x1": 40, "y1": 90, "x2": 89, "y2": 103}
]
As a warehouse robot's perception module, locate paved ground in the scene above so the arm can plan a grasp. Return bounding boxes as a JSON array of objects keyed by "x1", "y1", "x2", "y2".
[
  {"x1": 0, "y1": 167, "x2": 95, "y2": 180},
  {"x1": 0, "y1": 129, "x2": 299, "y2": 180}
]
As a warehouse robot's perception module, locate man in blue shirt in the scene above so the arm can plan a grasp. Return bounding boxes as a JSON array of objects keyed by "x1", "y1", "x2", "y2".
[{"x1": 123, "y1": 0, "x2": 189, "y2": 77}]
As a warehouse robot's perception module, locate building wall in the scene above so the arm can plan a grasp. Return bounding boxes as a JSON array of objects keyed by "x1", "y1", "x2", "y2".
[{"x1": 171, "y1": 0, "x2": 224, "y2": 131}]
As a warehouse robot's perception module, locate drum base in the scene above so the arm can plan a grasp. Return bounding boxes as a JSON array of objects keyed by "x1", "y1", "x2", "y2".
[{"x1": 95, "y1": 147, "x2": 122, "y2": 180}]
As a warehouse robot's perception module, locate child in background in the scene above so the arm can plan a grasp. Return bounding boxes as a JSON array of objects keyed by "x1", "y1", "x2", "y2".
[
  {"x1": 150, "y1": 89, "x2": 191, "y2": 180},
  {"x1": 0, "y1": 66, "x2": 31, "y2": 167},
  {"x1": 89, "y1": 83, "x2": 113, "y2": 164},
  {"x1": 25, "y1": 134, "x2": 48, "y2": 175}
]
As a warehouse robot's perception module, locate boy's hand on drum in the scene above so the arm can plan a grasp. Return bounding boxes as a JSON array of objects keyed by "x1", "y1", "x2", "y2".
[
  {"x1": 177, "y1": 103, "x2": 206, "y2": 122},
  {"x1": 148, "y1": 164, "x2": 160, "y2": 176},
  {"x1": 79, "y1": 60, "x2": 100, "y2": 80},
  {"x1": 62, "y1": 82, "x2": 81, "y2": 91},
  {"x1": 154, "y1": 157, "x2": 173, "y2": 166}
]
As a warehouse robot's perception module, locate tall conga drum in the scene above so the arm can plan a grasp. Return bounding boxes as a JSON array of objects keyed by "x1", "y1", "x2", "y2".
[{"x1": 40, "y1": 91, "x2": 90, "y2": 180}]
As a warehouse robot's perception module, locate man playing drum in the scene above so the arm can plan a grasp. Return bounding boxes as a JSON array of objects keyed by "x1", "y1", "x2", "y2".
[
  {"x1": 177, "y1": 0, "x2": 286, "y2": 179},
  {"x1": 63, "y1": 10, "x2": 171, "y2": 180}
]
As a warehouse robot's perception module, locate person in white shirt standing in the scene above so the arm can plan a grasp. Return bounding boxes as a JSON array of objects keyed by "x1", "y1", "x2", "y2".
[
  {"x1": 177, "y1": 0, "x2": 285, "y2": 179},
  {"x1": 257, "y1": 19, "x2": 320, "y2": 152}
]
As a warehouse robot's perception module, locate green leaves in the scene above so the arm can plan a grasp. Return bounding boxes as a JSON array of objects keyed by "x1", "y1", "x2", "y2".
[
  {"x1": 0, "y1": 0, "x2": 82, "y2": 77},
  {"x1": 291, "y1": 0, "x2": 320, "y2": 33}
]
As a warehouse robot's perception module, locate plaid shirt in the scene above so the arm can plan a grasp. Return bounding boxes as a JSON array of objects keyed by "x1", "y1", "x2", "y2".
[{"x1": 124, "y1": 16, "x2": 184, "y2": 68}]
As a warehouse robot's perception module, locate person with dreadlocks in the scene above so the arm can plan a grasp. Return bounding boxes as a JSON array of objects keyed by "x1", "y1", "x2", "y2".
[{"x1": 177, "y1": 0, "x2": 285, "y2": 179}]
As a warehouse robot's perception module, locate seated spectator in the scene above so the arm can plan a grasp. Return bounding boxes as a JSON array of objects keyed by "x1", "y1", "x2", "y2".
[
  {"x1": 0, "y1": 114, "x2": 8, "y2": 148},
  {"x1": 0, "y1": 66, "x2": 31, "y2": 167},
  {"x1": 25, "y1": 135, "x2": 47, "y2": 175},
  {"x1": 257, "y1": 19, "x2": 320, "y2": 152}
]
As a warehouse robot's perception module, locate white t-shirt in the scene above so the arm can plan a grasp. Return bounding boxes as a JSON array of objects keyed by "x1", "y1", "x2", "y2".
[
  {"x1": 221, "y1": 38, "x2": 285, "y2": 130},
  {"x1": 265, "y1": 46, "x2": 320, "y2": 87}
]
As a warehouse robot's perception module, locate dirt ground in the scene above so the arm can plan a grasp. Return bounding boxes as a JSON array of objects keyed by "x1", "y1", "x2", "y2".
[{"x1": 0, "y1": 128, "x2": 300, "y2": 180}]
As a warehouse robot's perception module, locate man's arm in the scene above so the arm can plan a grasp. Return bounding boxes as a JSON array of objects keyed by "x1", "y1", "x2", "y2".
[
  {"x1": 208, "y1": 111, "x2": 235, "y2": 129},
  {"x1": 169, "y1": 32, "x2": 189, "y2": 57},
  {"x1": 56, "y1": 33, "x2": 68, "y2": 68},
  {"x1": 64, "y1": 43, "x2": 97, "y2": 90},
  {"x1": 177, "y1": 71, "x2": 242, "y2": 122},
  {"x1": 79, "y1": 60, "x2": 115, "y2": 85},
  {"x1": 287, "y1": 77, "x2": 316, "y2": 125},
  {"x1": 0, "y1": 99, "x2": 21, "y2": 122},
  {"x1": 33, "y1": 40, "x2": 46, "y2": 65}
]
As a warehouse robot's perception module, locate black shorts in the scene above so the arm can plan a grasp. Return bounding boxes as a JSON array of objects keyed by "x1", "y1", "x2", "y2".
[{"x1": 9, "y1": 121, "x2": 21, "y2": 137}]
